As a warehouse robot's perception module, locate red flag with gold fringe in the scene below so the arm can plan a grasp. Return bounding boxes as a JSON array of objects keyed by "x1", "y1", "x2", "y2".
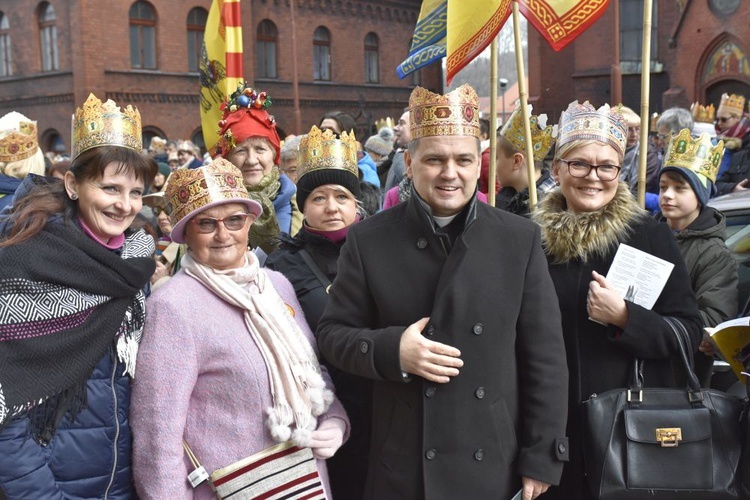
[{"x1": 519, "y1": 0, "x2": 610, "y2": 51}]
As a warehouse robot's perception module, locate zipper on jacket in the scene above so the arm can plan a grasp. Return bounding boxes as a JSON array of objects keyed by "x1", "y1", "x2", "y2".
[{"x1": 103, "y1": 356, "x2": 120, "y2": 500}]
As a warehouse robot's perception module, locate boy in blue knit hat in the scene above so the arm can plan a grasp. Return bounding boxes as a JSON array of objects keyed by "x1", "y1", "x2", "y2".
[{"x1": 657, "y1": 129, "x2": 738, "y2": 386}]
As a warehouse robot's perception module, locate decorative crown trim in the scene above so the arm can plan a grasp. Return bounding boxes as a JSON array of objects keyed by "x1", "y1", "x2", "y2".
[
  {"x1": 662, "y1": 128, "x2": 724, "y2": 183},
  {"x1": 556, "y1": 101, "x2": 627, "y2": 157},
  {"x1": 718, "y1": 93, "x2": 746, "y2": 117},
  {"x1": 0, "y1": 118, "x2": 38, "y2": 163},
  {"x1": 409, "y1": 84, "x2": 480, "y2": 139},
  {"x1": 690, "y1": 102, "x2": 716, "y2": 124},
  {"x1": 298, "y1": 126, "x2": 359, "y2": 180},
  {"x1": 71, "y1": 94, "x2": 142, "y2": 160},
  {"x1": 500, "y1": 104, "x2": 557, "y2": 161},
  {"x1": 165, "y1": 157, "x2": 250, "y2": 226}
]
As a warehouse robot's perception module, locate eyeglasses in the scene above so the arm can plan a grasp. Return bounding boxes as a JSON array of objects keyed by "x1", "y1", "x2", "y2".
[
  {"x1": 657, "y1": 133, "x2": 670, "y2": 140},
  {"x1": 190, "y1": 213, "x2": 251, "y2": 233},
  {"x1": 716, "y1": 116, "x2": 735, "y2": 123},
  {"x1": 152, "y1": 206, "x2": 167, "y2": 217},
  {"x1": 558, "y1": 159, "x2": 621, "y2": 181}
]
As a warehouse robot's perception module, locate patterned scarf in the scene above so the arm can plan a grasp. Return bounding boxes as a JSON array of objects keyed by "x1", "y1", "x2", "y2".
[
  {"x1": 182, "y1": 251, "x2": 333, "y2": 446},
  {"x1": 0, "y1": 223, "x2": 155, "y2": 439},
  {"x1": 247, "y1": 166, "x2": 281, "y2": 254}
]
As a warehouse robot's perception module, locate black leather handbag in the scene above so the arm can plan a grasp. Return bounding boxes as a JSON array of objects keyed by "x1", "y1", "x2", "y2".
[{"x1": 582, "y1": 317, "x2": 745, "y2": 499}]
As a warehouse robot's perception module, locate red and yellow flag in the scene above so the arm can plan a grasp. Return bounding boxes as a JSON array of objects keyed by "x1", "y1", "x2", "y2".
[
  {"x1": 200, "y1": 0, "x2": 243, "y2": 153},
  {"x1": 445, "y1": 0, "x2": 511, "y2": 85},
  {"x1": 519, "y1": 0, "x2": 610, "y2": 51}
]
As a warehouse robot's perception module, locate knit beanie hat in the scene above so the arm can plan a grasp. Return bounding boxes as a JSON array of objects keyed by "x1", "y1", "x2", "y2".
[
  {"x1": 156, "y1": 162, "x2": 171, "y2": 178},
  {"x1": 364, "y1": 127, "x2": 394, "y2": 156},
  {"x1": 660, "y1": 167, "x2": 714, "y2": 207}
]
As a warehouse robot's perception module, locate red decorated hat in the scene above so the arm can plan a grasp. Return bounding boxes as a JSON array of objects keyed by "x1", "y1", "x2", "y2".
[{"x1": 215, "y1": 82, "x2": 280, "y2": 164}]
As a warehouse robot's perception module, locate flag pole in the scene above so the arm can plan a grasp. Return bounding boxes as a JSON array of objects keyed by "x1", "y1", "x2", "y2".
[
  {"x1": 512, "y1": 0, "x2": 537, "y2": 210},
  {"x1": 488, "y1": 38, "x2": 499, "y2": 207},
  {"x1": 636, "y1": 0, "x2": 653, "y2": 208}
]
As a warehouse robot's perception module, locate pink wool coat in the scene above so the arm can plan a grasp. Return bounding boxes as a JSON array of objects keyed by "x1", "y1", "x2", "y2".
[{"x1": 131, "y1": 269, "x2": 349, "y2": 499}]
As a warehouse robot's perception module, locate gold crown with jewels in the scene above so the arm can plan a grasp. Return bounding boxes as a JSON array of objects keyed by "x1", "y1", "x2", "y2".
[
  {"x1": 0, "y1": 112, "x2": 38, "y2": 163},
  {"x1": 690, "y1": 102, "x2": 716, "y2": 124},
  {"x1": 717, "y1": 93, "x2": 745, "y2": 118},
  {"x1": 556, "y1": 101, "x2": 627, "y2": 157},
  {"x1": 298, "y1": 126, "x2": 359, "y2": 180},
  {"x1": 71, "y1": 94, "x2": 142, "y2": 160},
  {"x1": 500, "y1": 104, "x2": 557, "y2": 161},
  {"x1": 409, "y1": 84, "x2": 480, "y2": 139},
  {"x1": 662, "y1": 128, "x2": 724, "y2": 183}
]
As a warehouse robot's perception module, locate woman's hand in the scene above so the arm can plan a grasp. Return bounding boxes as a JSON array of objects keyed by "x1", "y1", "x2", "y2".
[
  {"x1": 588, "y1": 271, "x2": 628, "y2": 329},
  {"x1": 150, "y1": 260, "x2": 169, "y2": 285},
  {"x1": 310, "y1": 418, "x2": 346, "y2": 459}
]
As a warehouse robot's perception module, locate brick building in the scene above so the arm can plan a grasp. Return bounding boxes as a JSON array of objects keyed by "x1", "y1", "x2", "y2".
[
  {"x1": 526, "y1": 0, "x2": 749, "y2": 121},
  {"x1": 0, "y1": 0, "x2": 442, "y2": 156}
]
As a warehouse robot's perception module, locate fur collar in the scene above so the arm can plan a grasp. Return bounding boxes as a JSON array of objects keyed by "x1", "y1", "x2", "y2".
[{"x1": 532, "y1": 182, "x2": 647, "y2": 264}]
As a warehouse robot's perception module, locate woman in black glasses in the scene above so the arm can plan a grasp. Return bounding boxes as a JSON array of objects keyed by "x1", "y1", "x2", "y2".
[
  {"x1": 130, "y1": 158, "x2": 348, "y2": 499},
  {"x1": 532, "y1": 101, "x2": 701, "y2": 500}
]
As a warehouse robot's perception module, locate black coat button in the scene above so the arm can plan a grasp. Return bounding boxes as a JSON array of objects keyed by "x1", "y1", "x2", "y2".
[
  {"x1": 425, "y1": 324, "x2": 436, "y2": 337},
  {"x1": 416, "y1": 237, "x2": 428, "y2": 249},
  {"x1": 359, "y1": 341, "x2": 369, "y2": 354},
  {"x1": 474, "y1": 449, "x2": 485, "y2": 461},
  {"x1": 475, "y1": 387, "x2": 486, "y2": 399},
  {"x1": 472, "y1": 323, "x2": 484, "y2": 335},
  {"x1": 558, "y1": 442, "x2": 566, "y2": 454},
  {"x1": 425, "y1": 448, "x2": 437, "y2": 460},
  {"x1": 425, "y1": 386, "x2": 437, "y2": 397}
]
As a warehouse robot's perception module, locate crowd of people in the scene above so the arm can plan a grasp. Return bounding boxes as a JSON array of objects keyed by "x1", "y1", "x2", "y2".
[{"x1": 0, "y1": 82, "x2": 747, "y2": 500}]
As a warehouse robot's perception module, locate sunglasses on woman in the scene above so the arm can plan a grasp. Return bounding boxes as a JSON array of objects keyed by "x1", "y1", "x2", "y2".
[
  {"x1": 191, "y1": 214, "x2": 251, "y2": 233},
  {"x1": 152, "y1": 206, "x2": 168, "y2": 217}
]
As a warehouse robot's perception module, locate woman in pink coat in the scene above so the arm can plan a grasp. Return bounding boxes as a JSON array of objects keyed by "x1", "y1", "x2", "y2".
[{"x1": 131, "y1": 158, "x2": 349, "y2": 499}]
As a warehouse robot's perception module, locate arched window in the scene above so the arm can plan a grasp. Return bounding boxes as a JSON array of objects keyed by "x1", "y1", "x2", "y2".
[
  {"x1": 38, "y1": 2, "x2": 58, "y2": 72},
  {"x1": 256, "y1": 20, "x2": 277, "y2": 78},
  {"x1": 313, "y1": 27, "x2": 331, "y2": 81},
  {"x1": 190, "y1": 129, "x2": 205, "y2": 157},
  {"x1": 364, "y1": 32, "x2": 379, "y2": 83},
  {"x1": 0, "y1": 12, "x2": 11, "y2": 77},
  {"x1": 187, "y1": 7, "x2": 208, "y2": 72},
  {"x1": 129, "y1": 1, "x2": 157, "y2": 69}
]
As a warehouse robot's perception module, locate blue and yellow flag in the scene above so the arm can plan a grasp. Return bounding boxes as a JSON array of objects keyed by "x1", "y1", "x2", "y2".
[
  {"x1": 396, "y1": 0, "x2": 447, "y2": 79},
  {"x1": 200, "y1": 0, "x2": 243, "y2": 153}
]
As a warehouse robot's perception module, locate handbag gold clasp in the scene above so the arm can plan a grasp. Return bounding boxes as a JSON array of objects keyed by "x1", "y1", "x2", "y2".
[{"x1": 655, "y1": 427, "x2": 682, "y2": 447}]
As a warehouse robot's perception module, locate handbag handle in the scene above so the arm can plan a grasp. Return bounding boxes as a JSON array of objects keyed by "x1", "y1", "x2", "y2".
[{"x1": 629, "y1": 317, "x2": 702, "y2": 403}]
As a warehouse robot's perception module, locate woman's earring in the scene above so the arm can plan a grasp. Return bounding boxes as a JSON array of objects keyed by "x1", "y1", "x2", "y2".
[{"x1": 70, "y1": 193, "x2": 78, "y2": 200}]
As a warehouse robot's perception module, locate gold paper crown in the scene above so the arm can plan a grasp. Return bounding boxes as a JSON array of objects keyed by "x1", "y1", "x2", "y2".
[
  {"x1": 298, "y1": 126, "x2": 359, "y2": 180},
  {"x1": 662, "y1": 129, "x2": 724, "y2": 183},
  {"x1": 0, "y1": 112, "x2": 39, "y2": 163},
  {"x1": 375, "y1": 117, "x2": 395, "y2": 131},
  {"x1": 71, "y1": 94, "x2": 142, "y2": 160},
  {"x1": 718, "y1": 93, "x2": 745, "y2": 117},
  {"x1": 556, "y1": 101, "x2": 627, "y2": 157},
  {"x1": 409, "y1": 84, "x2": 480, "y2": 139},
  {"x1": 165, "y1": 157, "x2": 255, "y2": 236},
  {"x1": 500, "y1": 105, "x2": 557, "y2": 161},
  {"x1": 690, "y1": 102, "x2": 715, "y2": 124}
]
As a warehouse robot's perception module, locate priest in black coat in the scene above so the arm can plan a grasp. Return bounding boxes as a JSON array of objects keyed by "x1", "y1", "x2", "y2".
[{"x1": 317, "y1": 84, "x2": 569, "y2": 500}]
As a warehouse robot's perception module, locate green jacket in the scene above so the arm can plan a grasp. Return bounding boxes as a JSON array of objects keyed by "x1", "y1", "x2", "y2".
[{"x1": 667, "y1": 207, "x2": 738, "y2": 328}]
